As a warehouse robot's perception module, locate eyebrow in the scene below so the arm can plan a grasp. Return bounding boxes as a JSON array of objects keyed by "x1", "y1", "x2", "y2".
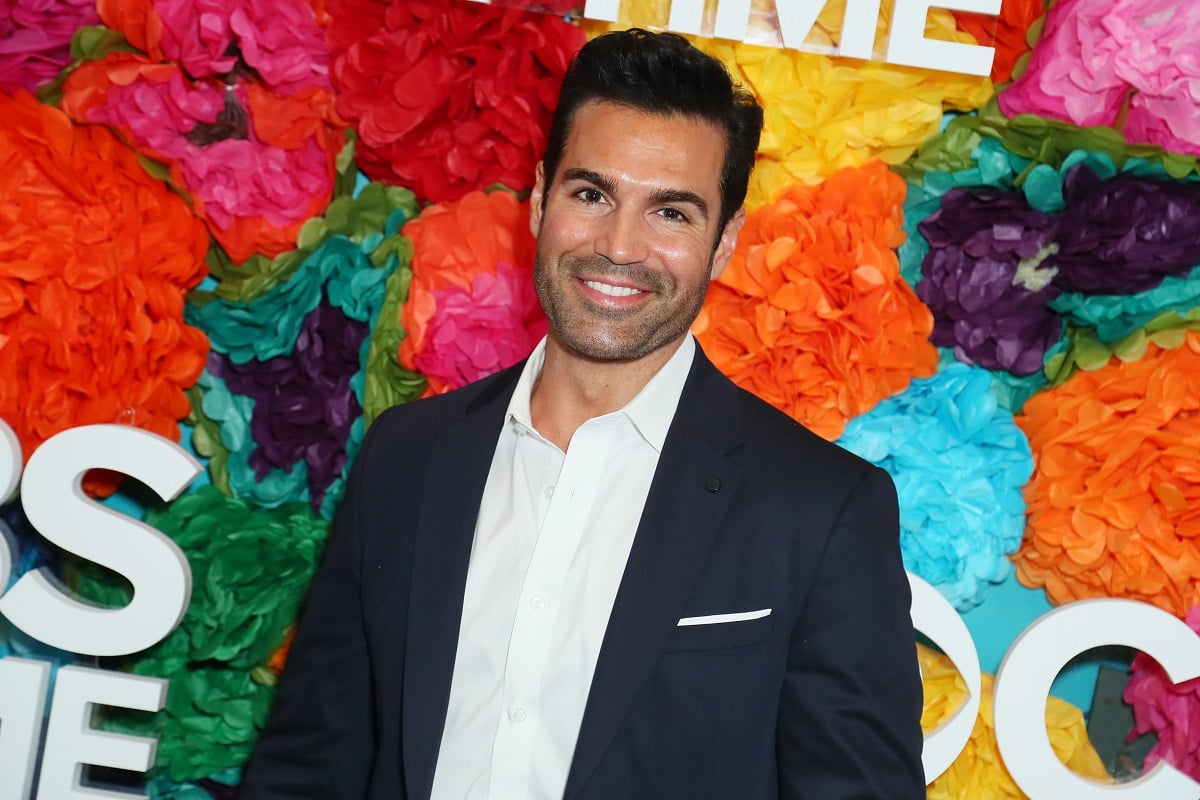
[{"x1": 560, "y1": 168, "x2": 710, "y2": 221}]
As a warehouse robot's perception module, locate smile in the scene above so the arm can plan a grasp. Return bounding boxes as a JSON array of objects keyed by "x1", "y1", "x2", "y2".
[{"x1": 583, "y1": 280, "x2": 645, "y2": 298}]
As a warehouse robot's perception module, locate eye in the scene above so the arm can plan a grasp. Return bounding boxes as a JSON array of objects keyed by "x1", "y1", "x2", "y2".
[
  {"x1": 657, "y1": 207, "x2": 689, "y2": 224},
  {"x1": 575, "y1": 187, "x2": 606, "y2": 204}
]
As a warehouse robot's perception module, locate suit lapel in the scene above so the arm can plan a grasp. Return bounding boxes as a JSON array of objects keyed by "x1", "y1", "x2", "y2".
[
  {"x1": 401, "y1": 368, "x2": 519, "y2": 799},
  {"x1": 564, "y1": 351, "x2": 745, "y2": 799}
]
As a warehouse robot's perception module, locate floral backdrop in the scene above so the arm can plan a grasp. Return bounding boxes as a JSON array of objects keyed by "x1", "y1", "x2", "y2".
[{"x1": 2, "y1": 0, "x2": 1200, "y2": 795}]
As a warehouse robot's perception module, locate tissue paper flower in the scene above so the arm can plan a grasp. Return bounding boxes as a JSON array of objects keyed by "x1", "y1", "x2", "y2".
[
  {"x1": 188, "y1": 226, "x2": 408, "y2": 516},
  {"x1": 98, "y1": 0, "x2": 332, "y2": 95},
  {"x1": 953, "y1": 0, "x2": 1044, "y2": 84},
  {"x1": 838, "y1": 364, "x2": 1034, "y2": 609},
  {"x1": 1000, "y1": 0, "x2": 1200, "y2": 158},
  {"x1": 596, "y1": 9, "x2": 993, "y2": 207},
  {"x1": 76, "y1": 485, "x2": 327, "y2": 781},
  {"x1": 326, "y1": 0, "x2": 584, "y2": 202},
  {"x1": 207, "y1": 302, "x2": 367, "y2": 513},
  {"x1": 413, "y1": 262, "x2": 548, "y2": 391},
  {"x1": 1124, "y1": 605, "x2": 1200, "y2": 782},
  {"x1": 1050, "y1": 166, "x2": 1200, "y2": 295},
  {"x1": 1016, "y1": 330, "x2": 1200, "y2": 615},
  {"x1": 400, "y1": 190, "x2": 543, "y2": 395},
  {"x1": 694, "y1": 161, "x2": 937, "y2": 440},
  {"x1": 0, "y1": 0, "x2": 101, "y2": 94},
  {"x1": 0, "y1": 92, "x2": 209, "y2": 469},
  {"x1": 61, "y1": 54, "x2": 343, "y2": 262},
  {"x1": 916, "y1": 187, "x2": 1063, "y2": 376},
  {"x1": 918, "y1": 644, "x2": 1110, "y2": 798}
]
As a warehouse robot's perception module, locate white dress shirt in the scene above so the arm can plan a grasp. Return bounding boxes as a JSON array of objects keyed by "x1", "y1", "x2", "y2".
[{"x1": 428, "y1": 335, "x2": 696, "y2": 800}]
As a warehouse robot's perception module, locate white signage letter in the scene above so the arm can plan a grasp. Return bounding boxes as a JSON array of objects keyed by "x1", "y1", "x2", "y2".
[
  {"x1": 776, "y1": 0, "x2": 833, "y2": 50},
  {"x1": 886, "y1": 0, "x2": 998, "y2": 76},
  {"x1": 713, "y1": 0, "x2": 753, "y2": 40},
  {"x1": 994, "y1": 599, "x2": 1200, "y2": 798},
  {"x1": 0, "y1": 658, "x2": 51, "y2": 800},
  {"x1": 37, "y1": 666, "x2": 167, "y2": 800},
  {"x1": 0, "y1": 425, "x2": 201, "y2": 657},
  {"x1": 908, "y1": 572, "x2": 981, "y2": 782},
  {"x1": 668, "y1": 0, "x2": 706, "y2": 35},
  {"x1": 837, "y1": 0, "x2": 885, "y2": 59},
  {"x1": 585, "y1": 0, "x2": 619, "y2": 22},
  {"x1": 0, "y1": 417, "x2": 21, "y2": 506}
]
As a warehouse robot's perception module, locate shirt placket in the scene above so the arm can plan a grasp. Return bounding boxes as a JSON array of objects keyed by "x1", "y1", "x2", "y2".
[{"x1": 486, "y1": 420, "x2": 613, "y2": 799}]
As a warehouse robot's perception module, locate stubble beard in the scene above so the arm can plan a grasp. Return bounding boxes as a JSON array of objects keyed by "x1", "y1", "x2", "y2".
[{"x1": 533, "y1": 249, "x2": 711, "y2": 363}]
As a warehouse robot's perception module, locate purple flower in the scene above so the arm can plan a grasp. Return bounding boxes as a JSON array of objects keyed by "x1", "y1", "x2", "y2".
[
  {"x1": 917, "y1": 189, "x2": 1064, "y2": 376},
  {"x1": 1052, "y1": 166, "x2": 1200, "y2": 294},
  {"x1": 208, "y1": 302, "x2": 367, "y2": 511}
]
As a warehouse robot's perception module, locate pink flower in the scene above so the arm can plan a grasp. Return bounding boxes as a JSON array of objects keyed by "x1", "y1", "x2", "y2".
[
  {"x1": 102, "y1": 0, "x2": 332, "y2": 94},
  {"x1": 413, "y1": 261, "x2": 547, "y2": 391},
  {"x1": 0, "y1": 0, "x2": 100, "y2": 94},
  {"x1": 62, "y1": 54, "x2": 341, "y2": 261},
  {"x1": 998, "y1": 0, "x2": 1125, "y2": 128},
  {"x1": 1000, "y1": 0, "x2": 1200, "y2": 157},
  {"x1": 1108, "y1": 0, "x2": 1200, "y2": 156},
  {"x1": 1124, "y1": 606, "x2": 1200, "y2": 782}
]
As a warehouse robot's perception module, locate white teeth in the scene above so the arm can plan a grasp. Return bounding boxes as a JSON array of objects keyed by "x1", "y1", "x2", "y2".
[{"x1": 584, "y1": 280, "x2": 643, "y2": 297}]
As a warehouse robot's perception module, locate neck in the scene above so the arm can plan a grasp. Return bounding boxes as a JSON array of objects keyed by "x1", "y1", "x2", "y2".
[{"x1": 529, "y1": 334, "x2": 683, "y2": 451}]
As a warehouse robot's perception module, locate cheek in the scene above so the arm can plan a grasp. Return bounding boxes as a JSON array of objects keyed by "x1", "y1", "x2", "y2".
[
  {"x1": 657, "y1": 242, "x2": 714, "y2": 283},
  {"x1": 541, "y1": 214, "x2": 596, "y2": 253}
]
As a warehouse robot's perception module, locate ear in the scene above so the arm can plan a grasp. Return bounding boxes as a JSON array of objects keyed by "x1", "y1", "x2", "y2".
[
  {"x1": 709, "y1": 207, "x2": 745, "y2": 282},
  {"x1": 529, "y1": 161, "x2": 546, "y2": 237}
]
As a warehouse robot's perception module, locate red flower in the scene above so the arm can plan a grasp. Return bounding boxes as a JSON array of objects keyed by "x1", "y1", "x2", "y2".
[{"x1": 327, "y1": 0, "x2": 585, "y2": 202}]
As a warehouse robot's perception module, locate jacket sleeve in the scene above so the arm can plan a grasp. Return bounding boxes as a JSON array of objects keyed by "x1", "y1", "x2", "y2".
[
  {"x1": 238, "y1": 429, "x2": 379, "y2": 797},
  {"x1": 776, "y1": 465, "x2": 926, "y2": 799}
]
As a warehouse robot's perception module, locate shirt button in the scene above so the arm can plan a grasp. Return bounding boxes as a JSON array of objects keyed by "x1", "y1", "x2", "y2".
[
  {"x1": 543, "y1": 485, "x2": 555, "y2": 499},
  {"x1": 530, "y1": 595, "x2": 545, "y2": 610},
  {"x1": 511, "y1": 707, "x2": 528, "y2": 723}
]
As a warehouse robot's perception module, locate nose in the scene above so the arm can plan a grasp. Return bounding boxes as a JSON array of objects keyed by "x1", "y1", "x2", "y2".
[{"x1": 593, "y1": 207, "x2": 649, "y2": 265}]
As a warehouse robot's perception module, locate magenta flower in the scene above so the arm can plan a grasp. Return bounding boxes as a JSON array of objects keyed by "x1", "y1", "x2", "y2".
[
  {"x1": 0, "y1": 0, "x2": 100, "y2": 94},
  {"x1": 62, "y1": 55, "x2": 340, "y2": 261},
  {"x1": 413, "y1": 261, "x2": 548, "y2": 390},
  {"x1": 135, "y1": 0, "x2": 331, "y2": 94}
]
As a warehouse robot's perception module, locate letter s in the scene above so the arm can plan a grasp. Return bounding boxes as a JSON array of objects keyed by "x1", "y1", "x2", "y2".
[{"x1": 0, "y1": 425, "x2": 201, "y2": 657}]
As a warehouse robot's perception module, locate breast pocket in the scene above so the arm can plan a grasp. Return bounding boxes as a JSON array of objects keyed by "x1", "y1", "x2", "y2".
[{"x1": 664, "y1": 609, "x2": 774, "y2": 652}]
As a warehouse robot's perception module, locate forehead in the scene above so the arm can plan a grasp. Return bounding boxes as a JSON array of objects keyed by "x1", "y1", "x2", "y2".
[{"x1": 556, "y1": 101, "x2": 726, "y2": 200}]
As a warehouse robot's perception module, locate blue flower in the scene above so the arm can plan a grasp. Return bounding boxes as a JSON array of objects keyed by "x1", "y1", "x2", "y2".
[{"x1": 837, "y1": 364, "x2": 1034, "y2": 610}]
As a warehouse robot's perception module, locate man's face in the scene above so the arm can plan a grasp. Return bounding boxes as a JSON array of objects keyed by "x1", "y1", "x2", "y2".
[{"x1": 529, "y1": 100, "x2": 744, "y2": 363}]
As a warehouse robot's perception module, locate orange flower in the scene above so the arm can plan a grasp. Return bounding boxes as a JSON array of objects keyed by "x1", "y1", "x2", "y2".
[
  {"x1": 0, "y1": 92, "x2": 209, "y2": 470},
  {"x1": 694, "y1": 161, "x2": 937, "y2": 440},
  {"x1": 399, "y1": 191, "x2": 540, "y2": 395},
  {"x1": 1016, "y1": 330, "x2": 1200, "y2": 616}
]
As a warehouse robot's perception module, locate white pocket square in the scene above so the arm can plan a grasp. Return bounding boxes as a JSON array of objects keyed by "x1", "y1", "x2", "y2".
[{"x1": 677, "y1": 608, "x2": 772, "y2": 627}]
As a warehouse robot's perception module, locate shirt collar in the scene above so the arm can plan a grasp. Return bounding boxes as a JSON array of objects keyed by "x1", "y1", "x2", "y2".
[{"x1": 506, "y1": 335, "x2": 695, "y2": 453}]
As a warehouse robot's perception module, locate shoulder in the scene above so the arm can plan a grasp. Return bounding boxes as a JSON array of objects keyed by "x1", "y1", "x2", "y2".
[
  {"x1": 346, "y1": 363, "x2": 521, "y2": 491},
  {"x1": 363, "y1": 363, "x2": 520, "y2": 446},
  {"x1": 690, "y1": 355, "x2": 879, "y2": 493}
]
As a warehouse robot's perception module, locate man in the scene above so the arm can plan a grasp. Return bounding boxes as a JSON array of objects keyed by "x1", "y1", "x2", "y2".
[{"x1": 241, "y1": 28, "x2": 924, "y2": 799}]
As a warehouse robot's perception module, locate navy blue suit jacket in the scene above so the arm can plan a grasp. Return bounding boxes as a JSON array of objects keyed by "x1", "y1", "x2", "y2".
[{"x1": 240, "y1": 346, "x2": 925, "y2": 798}]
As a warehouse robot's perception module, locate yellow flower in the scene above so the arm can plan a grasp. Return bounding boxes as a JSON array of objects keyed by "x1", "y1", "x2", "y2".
[{"x1": 918, "y1": 644, "x2": 1111, "y2": 798}]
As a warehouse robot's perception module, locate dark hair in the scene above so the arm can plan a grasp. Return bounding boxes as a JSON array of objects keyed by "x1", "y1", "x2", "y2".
[{"x1": 541, "y1": 29, "x2": 763, "y2": 232}]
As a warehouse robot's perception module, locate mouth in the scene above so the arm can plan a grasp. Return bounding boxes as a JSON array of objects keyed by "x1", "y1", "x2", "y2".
[{"x1": 582, "y1": 279, "x2": 648, "y2": 298}]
